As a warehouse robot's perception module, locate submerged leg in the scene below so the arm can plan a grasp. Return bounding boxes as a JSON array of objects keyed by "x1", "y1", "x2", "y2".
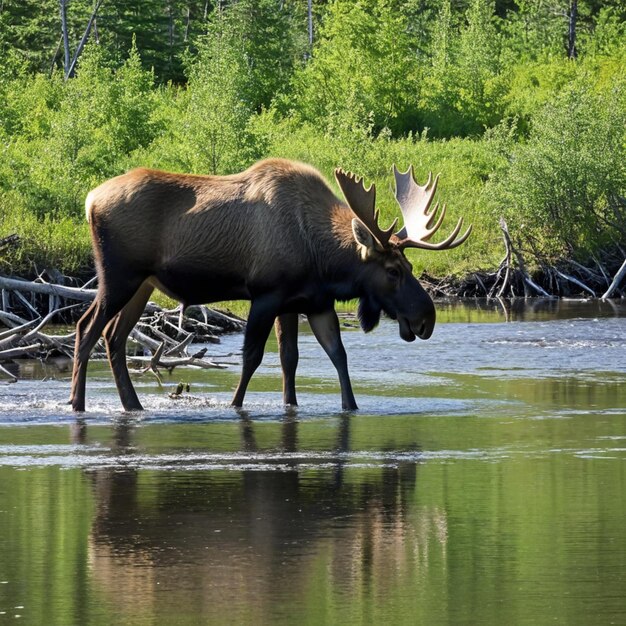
[
  {"x1": 68, "y1": 299, "x2": 98, "y2": 408},
  {"x1": 103, "y1": 282, "x2": 154, "y2": 411},
  {"x1": 308, "y1": 309, "x2": 357, "y2": 411},
  {"x1": 275, "y1": 313, "x2": 299, "y2": 406},
  {"x1": 231, "y1": 295, "x2": 281, "y2": 407},
  {"x1": 70, "y1": 280, "x2": 145, "y2": 412}
]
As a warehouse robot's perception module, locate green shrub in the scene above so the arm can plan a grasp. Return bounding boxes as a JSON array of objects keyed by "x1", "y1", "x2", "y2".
[
  {"x1": 0, "y1": 205, "x2": 91, "y2": 276},
  {"x1": 133, "y1": 13, "x2": 255, "y2": 175},
  {"x1": 283, "y1": 0, "x2": 419, "y2": 136},
  {"x1": 1, "y1": 42, "x2": 160, "y2": 220},
  {"x1": 1, "y1": 2, "x2": 625, "y2": 282},
  {"x1": 486, "y1": 79, "x2": 626, "y2": 259}
]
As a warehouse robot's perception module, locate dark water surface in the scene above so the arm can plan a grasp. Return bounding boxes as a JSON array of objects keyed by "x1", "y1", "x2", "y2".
[{"x1": 0, "y1": 299, "x2": 625, "y2": 625}]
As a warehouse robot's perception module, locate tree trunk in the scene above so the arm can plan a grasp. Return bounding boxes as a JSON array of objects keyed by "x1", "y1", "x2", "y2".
[
  {"x1": 59, "y1": 0, "x2": 70, "y2": 77},
  {"x1": 601, "y1": 259, "x2": 626, "y2": 300},
  {"x1": 184, "y1": 5, "x2": 191, "y2": 42},
  {"x1": 567, "y1": 0, "x2": 577, "y2": 59},
  {"x1": 66, "y1": 0, "x2": 104, "y2": 79}
]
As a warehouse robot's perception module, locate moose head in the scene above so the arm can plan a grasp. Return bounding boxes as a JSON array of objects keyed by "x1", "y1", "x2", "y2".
[{"x1": 335, "y1": 165, "x2": 472, "y2": 342}]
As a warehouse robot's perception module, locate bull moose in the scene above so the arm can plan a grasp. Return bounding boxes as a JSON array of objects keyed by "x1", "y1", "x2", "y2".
[{"x1": 70, "y1": 158, "x2": 470, "y2": 412}]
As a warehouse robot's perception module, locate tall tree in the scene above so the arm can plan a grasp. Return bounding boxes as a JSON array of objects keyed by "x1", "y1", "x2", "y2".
[
  {"x1": 288, "y1": 0, "x2": 419, "y2": 135},
  {"x1": 59, "y1": 0, "x2": 103, "y2": 78},
  {"x1": 222, "y1": 0, "x2": 306, "y2": 111},
  {"x1": 567, "y1": 0, "x2": 578, "y2": 58}
]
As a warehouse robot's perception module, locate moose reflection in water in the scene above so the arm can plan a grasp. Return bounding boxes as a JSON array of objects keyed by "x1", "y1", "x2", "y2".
[
  {"x1": 75, "y1": 417, "x2": 447, "y2": 622},
  {"x1": 70, "y1": 159, "x2": 470, "y2": 412}
]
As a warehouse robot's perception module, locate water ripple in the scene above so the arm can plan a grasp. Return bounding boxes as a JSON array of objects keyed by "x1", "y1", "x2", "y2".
[{"x1": 1, "y1": 445, "x2": 623, "y2": 470}]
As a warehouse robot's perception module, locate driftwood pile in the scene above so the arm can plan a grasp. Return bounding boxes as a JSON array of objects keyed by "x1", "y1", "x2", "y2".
[
  {"x1": 421, "y1": 219, "x2": 626, "y2": 300},
  {"x1": 0, "y1": 268, "x2": 245, "y2": 382}
]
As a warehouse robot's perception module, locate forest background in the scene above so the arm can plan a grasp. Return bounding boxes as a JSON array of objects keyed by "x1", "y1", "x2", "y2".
[{"x1": 0, "y1": 0, "x2": 625, "y2": 295}]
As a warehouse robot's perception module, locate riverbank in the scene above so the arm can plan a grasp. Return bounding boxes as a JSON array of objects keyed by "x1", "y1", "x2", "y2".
[
  {"x1": 0, "y1": 237, "x2": 624, "y2": 334},
  {"x1": 1, "y1": 263, "x2": 624, "y2": 385},
  {"x1": 0, "y1": 245, "x2": 624, "y2": 367},
  {"x1": 425, "y1": 252, "x2": 626, "y2": 300}
]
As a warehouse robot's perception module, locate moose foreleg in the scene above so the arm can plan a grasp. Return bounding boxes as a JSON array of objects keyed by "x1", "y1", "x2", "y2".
[
  {"x1": 308, "y1": 309, "x2": 358, "y2": 411},
  {"x1": 231, "y1": 296, "x2": 281, "y2": 407},
  {"x1": 275, "y1": 313, "x2": 299, "y2": 406}
]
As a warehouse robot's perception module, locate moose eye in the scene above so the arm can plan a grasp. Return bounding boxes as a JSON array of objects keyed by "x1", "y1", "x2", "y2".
[{"x1": 386, "y1": 267, "x2": 401, "y2": 281}]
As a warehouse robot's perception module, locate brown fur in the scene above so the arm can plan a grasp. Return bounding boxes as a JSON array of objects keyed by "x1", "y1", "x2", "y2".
[
  {"x1": 85, "y1": 160, "x2": 355, "y2": 301},
  {"x1": 71, "y1": 158, "x2": 436, "y2": 412}
]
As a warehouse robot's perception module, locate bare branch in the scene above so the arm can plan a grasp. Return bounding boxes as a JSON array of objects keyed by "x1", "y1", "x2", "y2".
[
  {"x1": 59, "y1": 0, "x2": 70, "y2": 76},
  {"x1": 601, "y1": 259, "x2": 626, "y2": 300},
  {"x1": 65, "y1": 0, "x2": 105, "y2": 79},
  {"x1": 0, "y1": 275, "x2": 97, "y2": 301}
]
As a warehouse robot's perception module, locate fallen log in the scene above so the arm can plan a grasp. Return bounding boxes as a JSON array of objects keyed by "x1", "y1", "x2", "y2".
[
  {"x1": 0, "y1": 343, "x2": 47, "y2": 359},
  {"x1": 0, "y1": 361, "x2": 17, "y2": 382},
  {"x1": 165, "y1": 334, "x2": 193, "y2": 357},
  {"x1": 498, "y1": 218, "x2": 553, "y2": 298},
  {"x1": 0, "y1": 310, "x2": 32, "y2": 327},
  {"x1": 601, "y1": 259, "x2": 626, "y2": 300},
  {"x1": 128, "y1": 354, "x2": 229, "y2": 372},
  {"x1": 0, "y1": 275, "x2": 97, "y2": 302},
  {"x1": 0, "y1": 273, "x2": 244, "y2": 386},
  {"x1": 553, "y1": 267, "x2": 596, "y2": 297},
  {"x1": 0, "y1": 318, "x2": 40, "y2": 343}
]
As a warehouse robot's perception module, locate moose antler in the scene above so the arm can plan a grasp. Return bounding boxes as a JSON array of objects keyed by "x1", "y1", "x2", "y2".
[
  {"x1": 393, "y1": 165, "x2": 471, "y2": 250},
  {"x1": 335, "y1": 169, "x2": 398, "y2": 247}
]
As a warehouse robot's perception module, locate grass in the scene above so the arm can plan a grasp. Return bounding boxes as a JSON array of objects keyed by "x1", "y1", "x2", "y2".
[
  {"x1": 0, "y1": 207, "x2": 92, "y2": 277},
  {"x1": 149, "y1": 291, "x2": 251, "y2": 319}
]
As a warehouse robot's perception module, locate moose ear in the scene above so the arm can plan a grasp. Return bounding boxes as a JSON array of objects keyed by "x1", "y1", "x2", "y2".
[{"x1": 352, "y1": 218, "x2": 382, "y2": 258}]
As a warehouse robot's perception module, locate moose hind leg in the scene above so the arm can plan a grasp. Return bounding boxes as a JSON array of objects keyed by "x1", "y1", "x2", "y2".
[
  {"x1": 69, "y1": 299, "x2": 98, "y2": 407},
  {"x1": 70, "y1": 281, "x2": 146, "y2": 412},
  {"x1": 103, "y1": 282, "x2": 154, "y2": 411},
  {"x1": 275, "y1": 313, "x2": 299, "y2": 406}
]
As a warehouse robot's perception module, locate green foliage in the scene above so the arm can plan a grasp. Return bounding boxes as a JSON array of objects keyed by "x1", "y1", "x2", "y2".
[
  {"x1": 1, "y1": 42, "x2": 159, "y2": 221},
  {"x1": 498, "y1": 0, "x2": 567, "y2": 62},
  {"x1": 0, "y1": 0, "x2": 71, "y2": 74},
  {"x1": 420, "y1": 0, "x2": 511, "y2": 137},
  {"x1": 219, "y1": 0, "x2": 307, "y2": 112},
  {"x1": 0, "y1": 0, "x2": 625, "y2": 277},
  {"x1": 0, "y1": 0, "x2": 212, "y2": 82},
  {"x1": 486, "y1": 78, "x2": 626, "y2": 259},
  {"x1": 583, "y1": 6, "x2": 626, "y2": 56},
  {"x1": 285, "y1": 0, "x2": 420, "y2": 136},
  {"x1": 92, "y1": 0, "x2": 208, "y2": 83},
  {"x1": 0, "y1": 207, "x2": 91, "y2": 275},
  {"x1": 134, "y1": 12, "x2": 254, "y2": 175},
  {"x1": 456, "y1": 0, "x2": 506, "y2": 129}
]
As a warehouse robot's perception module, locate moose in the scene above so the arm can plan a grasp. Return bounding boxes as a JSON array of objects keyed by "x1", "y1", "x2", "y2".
[{"x1": 70, "y1": 158, "x2": 470, "y2": 412}]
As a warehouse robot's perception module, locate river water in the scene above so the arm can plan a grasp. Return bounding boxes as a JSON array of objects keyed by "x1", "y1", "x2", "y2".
[{"x1": 0, "y1": 299, "x2": 625, "y2": 625}]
